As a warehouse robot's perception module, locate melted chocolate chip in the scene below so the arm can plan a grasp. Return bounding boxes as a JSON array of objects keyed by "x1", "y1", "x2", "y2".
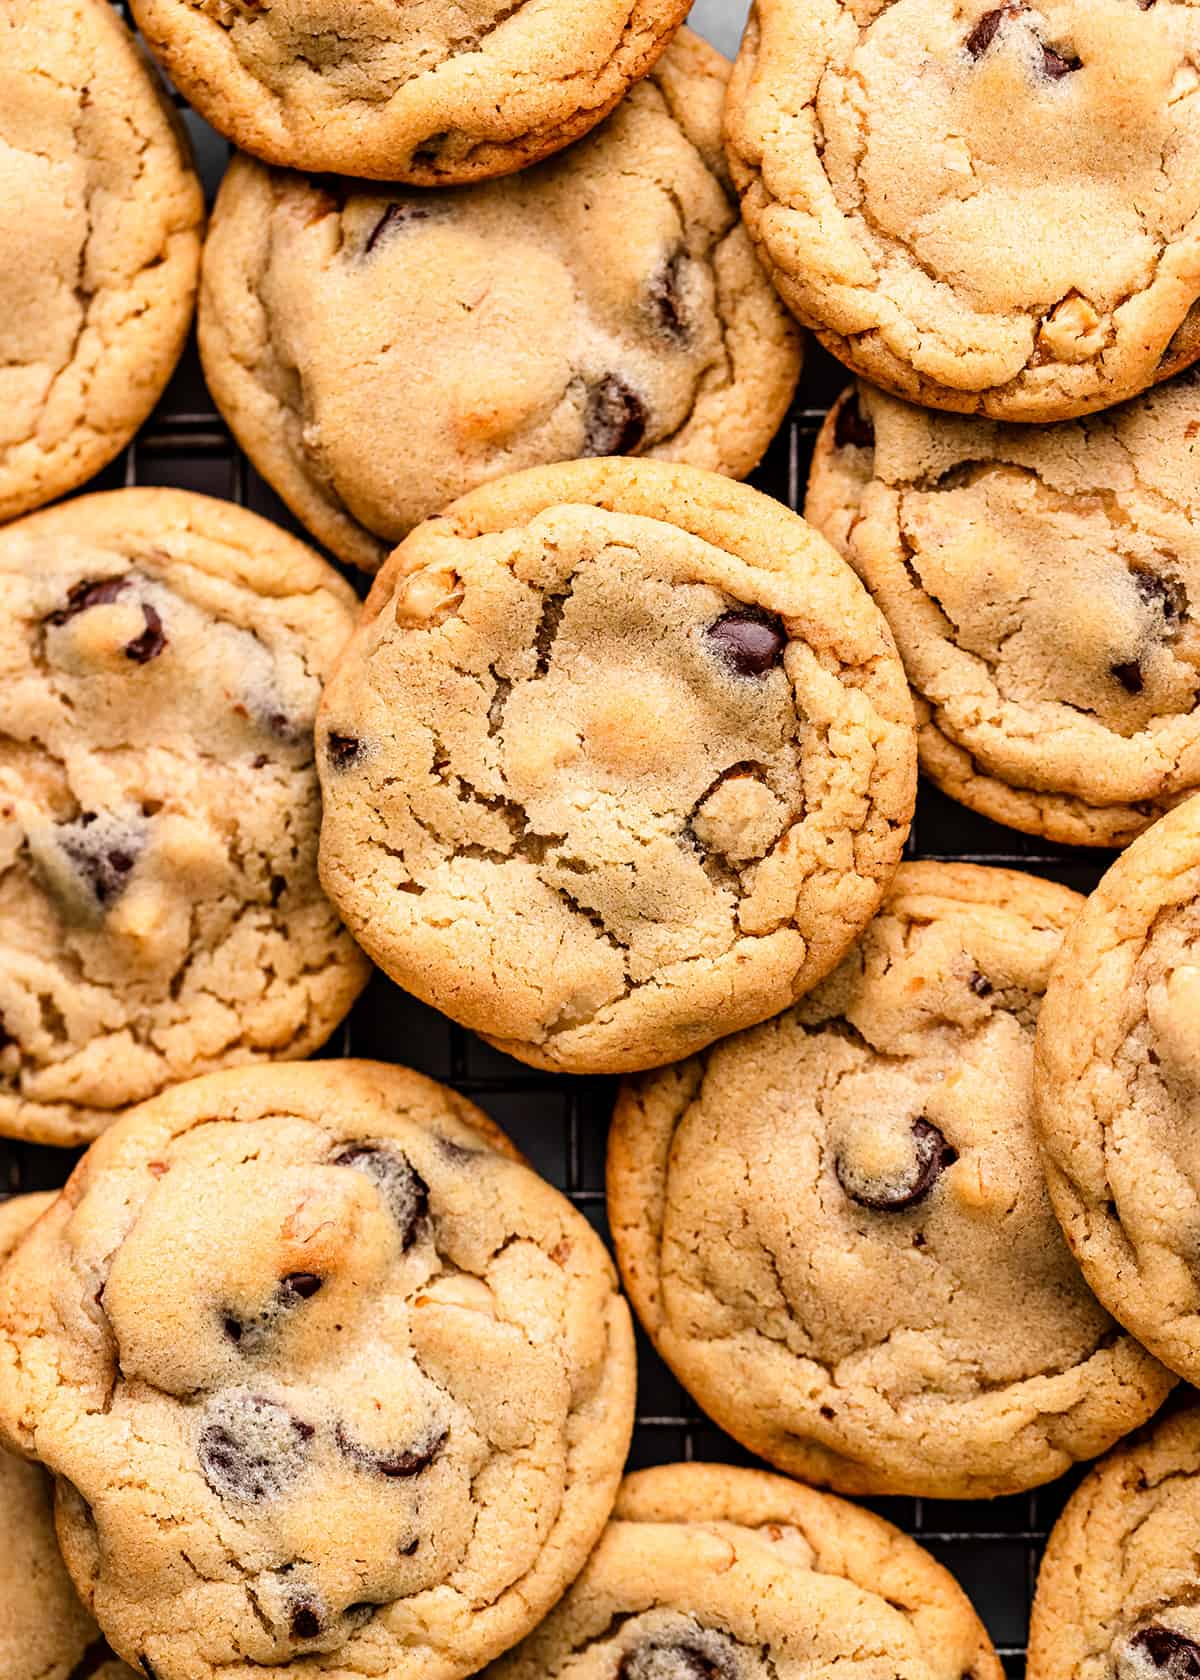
[
  {"x1": 333, "y1": 1144, "x2": 429, "y2": 1249},
  {"x1": 1041, "y1": 43, "x2": 1081, "y2": 77},
  {"x1": 46, "y1": 576, "x2": 129, "y2": 626},
  {"x1": 335, "y1": 1420, "x2": 448, "y2": 1478},
  {"x1": 583, "y1": 375, "x2": 647, "y2": 456},
  {"x1": 618, "y1": 1635, "x2": 738, "y2": 1680},
  {"x1": 326, "y1": 733, "x2": 363, "y2": 772},
  {"x1": 125, "y1": 602, "x2": 167, "y2": 664},
  {"x1": 57, "y1": 814, "x2": 141, "y2": 908},
  {"x1": 707, "y1": 611, "x2": 787, "y2": 677},
  {"x1": 648, "y1": 251, "x2": 690, "y2": 344},
  {"x1": 290, "y1": 1603, "x2": 322, "y2": 1641},
  {"x1": 365, "y1": 202, "x2": 432, "y2": 254},
  {"x1": 198, "y1": 1390, "x2": 314, "y2": 1503},
  {"x1": 836, "y1": 1118, "x2": 958, "y2": 1212},
  {"x1": 280, "y1": 1272, "x2": 323, "y2": 1300},
  {"x1": 965, "y1": 5, "x2": 1019, "y2": 58},
  {"x1": 1126, "y1": 1628, "x2": 1200, "y2": 1680},
  {"x1": 834, "y1": 390, "x2": 875, "y2": 450}
]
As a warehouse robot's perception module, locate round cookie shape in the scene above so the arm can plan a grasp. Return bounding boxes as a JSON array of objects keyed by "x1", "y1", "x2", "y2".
[
  {"x1": 129, "y1": 0, "x2": 692, "y2": 184},
  {"x1": 0, "y1": 489, "x2": 370, "y2": 1148},
  {"x1": 0, "y1": 0, "x2": 203, "y2": 523},
  {"x1": 316, "y1": 459, "x2": 917, "y2": 1076},
  {"x1": 1028, "y1": 1407, "x2": 1200, "y2": 1680},
  {"x1": 724, "y1": 0, "x2": 1200, "y2": 422},
  {"x1": 0, "y1": 1061, "x2": 637, "y2": 1680},
  {"x1": 1036, "y1": 794, "x2": 1200, "y2": 1384},
  {"x1": 483, "y1": 1462, "x2": 1002, "y2": 1680},
  {"x1": 0, "y1": 1194, "x2": 133, "y2": 1680},
  {"x1": 199, "y1": 32, "x2": 803, "y2": 573},
  {"x1": 609, "y1": 862, "x2": 1175, "y2": 1499},
  {"x1": 805, "y1": 377, "x2": 1200, "y2": 847}
]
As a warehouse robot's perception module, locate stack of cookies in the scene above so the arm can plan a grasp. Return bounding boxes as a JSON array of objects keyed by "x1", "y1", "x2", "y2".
[{"x1": 4, "y1": 3, "x2": 1200, "y2": 1680}]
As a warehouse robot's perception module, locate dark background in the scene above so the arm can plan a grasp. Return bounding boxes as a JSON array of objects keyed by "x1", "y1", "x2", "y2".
[{"x1": 3, "y1": 6, "x2": 1134, "y2": 1671}]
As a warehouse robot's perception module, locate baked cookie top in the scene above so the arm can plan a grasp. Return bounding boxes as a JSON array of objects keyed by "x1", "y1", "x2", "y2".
[
  {"x1": 0, "y1": 489, "x2": 369, "y2": 1148},
  {"x1": 0, "y1": 1193, "x2": 133, "y2": 1680},
  {"x1": 199, "y1": 32, "x2": 802, "y2": 573},
  {"x1": 317, "y1": 459, "x2": 916, "y2": 1075},
  {"x1": 0, "y1": 0, "x2": 203, "y2": 523},
  {"x1": 1029, "y1": 1406, "x2": 1200, "y2": 1680},
  {"x1": 0, "y1": 1061, "x2": 636, "y2": 1680},
  {"x1": 806, "y1": 377, "x2": 1200, "y2": 847},
  {"x1": 484, "y1": 1462, "x2": 1002, "y2": 1680},
  {"x1": 610, "y1": 863, "x2": 1174, "y2": 1499},
  {"x1": 725, "y1": 0, "x2": 1200, "y2": 421},
  {"x1": 130, "y1": 0, "x2": 691, "y2": 182},
  {"x1": 1037, "y1": 794, "x2": 1200, "y2": 1384}
]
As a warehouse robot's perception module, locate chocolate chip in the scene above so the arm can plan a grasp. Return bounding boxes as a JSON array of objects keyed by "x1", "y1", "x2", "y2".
[
  {"x1": 280, "y1": 1272, "x2": 323, "y2": 1300},
  {"x1": 125, "y1": 602, "x2": 167, "y2": 664},
  {"x1": 269, "y1": 874, "x2": 287, "y2": 907},
  {"x1": 57, "y1": 814, "x2": 141, "y2": 908},
  {"x1": 46, "y1": 576, "x2": 129, "y2": 626},
  {"x1": 834, "y1": 390, "x2": 875, "y2": 450},
  {"x1": 1111, "y1": 659, "x2": 1146, "y2": 695},
  {"x1": 1041, "y1": 43, "x2": 1081, "y2": 77},
  {"x1": 836, "y1": 1118, "x2": 958, "y2": 1212},
  {"x1": 965, "y1": 6, "x2": 1018, "y2": 57},
  {"x1": 618, "y1": 1634, "x2": 739, "y2": 1680},
  {"x1": 583, "y1": 375, "x2": 647, "y2": 456},
  {"x1": 707, "y1": 611, "x2": 787, "y2": 677},
  {"x1": 969, "y1": 972, "x2": 994, "y2": 997},
  {"x1": 648, "y1": 251, "x2": 690, "y2": 344},
  {"x1": 1136, "y1": 569, "x2": 1187, "y2": 625},
  {"x1": 326, "y1": 733, "x2": 363, "y2": 772},
  {"x1": 333, "y1": 1144, "x2": 429, "y2": 1249},
  {"x1": 222, "y1": 1314, "x2": 247, "y2": 1345},
  {"x1": 335, "y1": 1420, "x2": 448, "y2": 1478},
  {"x1": 365, "y1": 202, "x2": 432, "y2": 254},
  {"x1": 198, "y1": 1390, "x2": 314, "y2": 1503},
  {"x1": 290, "y1": 1603, "x2": 322, "y2": 1641},
  {"x1": 1125, "y1": 1629, "x2": 1200, "y2": 1680}
]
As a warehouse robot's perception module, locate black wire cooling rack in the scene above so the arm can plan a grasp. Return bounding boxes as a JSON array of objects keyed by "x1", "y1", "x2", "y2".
[{"x1": 0, "y1": 7, "x2": 1136, "y2": 1672}]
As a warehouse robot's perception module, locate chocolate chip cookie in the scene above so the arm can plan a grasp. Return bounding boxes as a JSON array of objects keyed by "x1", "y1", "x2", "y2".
[
  {"x1": 725, "y1": 0, "x2": 1200, "y2": 421},
  {"x1": 610, "y1": 862, "x2": 1174, "y2": 1499},
  {"x1": 0, "y1": 1193, "x2": 133, "y2": 1680},
  {"x1": 0, "y1": 489, "x2": 369, "y2": 1148},
  {"x1": 317, "y1": 459, "x2": 917, "y2": 1075},
  {"x1": 1037, "y1": 794, "x2": 1200, "y2": 1384},
  {"x1": 130, "y1": 0, "x2": 691, "y2": 183},
  {"x1": 1028, "y1": 1405, "x2": 1200, "y2": 1680},
  {"x1": 483, "y1": 1462, "x2": 1002, "y2": 1680},
  {"x1": 1, "y1": 0, "x2": 203, "y2": 524},
  {"x1": 806, "y1": 377, "x2": 1200, "y2": 847},
  {"x1": 0, "y1": 1060, "x2": 637, "y2": 1680},
  {"x1": 199, "y1": 32, "x2": 802, "y2": 573}
]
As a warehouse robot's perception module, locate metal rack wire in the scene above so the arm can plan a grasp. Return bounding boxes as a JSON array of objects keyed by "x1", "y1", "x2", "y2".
[{"x1": 2, "y1": 9, "x2": 1127, "y2": 1671}]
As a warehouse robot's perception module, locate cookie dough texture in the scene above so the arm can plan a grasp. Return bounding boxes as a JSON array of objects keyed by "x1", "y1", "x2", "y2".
[
  {"x1": 129, "y1": 0, "x2": 691, "y2": 183},
  {"x1": 724, "y1": 0, "x2": 1200, "y2": 421},
  {"x1": 610, "y1": 862, "x2": 1174, "y2": 1499},
  {"x1": 199, "y1": 32, "x2": 802, "y2": 573},
  {"x1": 0, "y1": 489, "x2": 370, "y2": 1149},
  {"x1": 1028, "y1": 1406, "x2": 1200, "y2": 1680},
  {"x1": 484, "y1": 1462, "x2": 1002, "y2": 1680},
  {"x1": 317, "y1": 459, "x2": 917, "y2": 1075},
  {"x1": 1037, "y1": 794, "x2": 1200, "y2": 1385},
  {"x1": 0, "y1": 1060, "x2": 637, "y2": 1680},
  {"x1": 0, "y1": 0, "x2": 203, "y2": 523},
  {"x1": 806, "y1": 377, "x2": 1200, "y2": 847},
  {"x1": 0, "y1": 1193, "x2": 133, "y2": 1680}
]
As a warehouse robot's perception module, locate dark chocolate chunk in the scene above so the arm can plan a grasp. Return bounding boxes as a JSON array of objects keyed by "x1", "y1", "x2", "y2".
[
  {"x1": 335, "y1": 1420, "x2": 448, "y2": 1479},
  {"x1": 326, "y1": 733, "x2": 363, "y2": 772},
  {"x1": 333, "y1": 1144, "x2": 429, "y2": 1249},
  {"x1": 583, "y1": 375, "x2": 647, "y2": 456},
  {"x1": 1125, "y1": 1628, "x2": 1200, "y2": 1680},
  {"x1": 836, "y1": 1118, "x2": 958, "y2": 1211},
  {"x1": 648, "y1": 251, "x2": 691, "y2": 344},
  {"x1": 707, "y1": 611, "x2": 786, "y2": 677},
  {"x1": 197, "y1": 1390, "x2": 314, "y2": 1503},
  {"x1": 46, "y1": 576, "x2": 129, "y2": 626},
  {"x1": 57, "y1": 814, "x2": 141, "y2": 909},
  {"x1": 125, "y1": 602, "x2": 167, "y2": 664}
]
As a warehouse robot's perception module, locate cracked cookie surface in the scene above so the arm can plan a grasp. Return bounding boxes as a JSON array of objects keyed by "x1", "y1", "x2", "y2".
[
  {"x1": 0, "y1": 1193, "x2": 133, "y2": 1680},
  {"x1": 1036, "y1": 794, "x2": 1200, "y2": 1385},
  {"x1": 0, "y1": 1060, "x2": 636, "y2": 1680},
  {"x1": 725, "y1": 0, "x2": 1200, "y2": 421},
  {"x1": 316, "y1": 459, "x2": 917, "y2": 1075},
  {"x1": 805, "y1": 377, "x2": 1200, "y2": 847},
  {"x1": 0, "y1": 488, "x2": 369, "y2": 1148},
  {"x1": 609, "y1": 863, "x2": 1174, "y2": 1499},
  {"x1": 483, "y1": 1462, "x2": 1002, "y2": 1680},
  {"x1": 1029, "y1": 1405, "x2": 1200, "y2": 1680},
  {"x1": 198, "y1": 32, "x2": 802, "y2": 573},
  {"x1": 129, "y1": 0, "x2": 691, "y2": 182},
  {"x1": 0, "y1": 0, "x2": 203, "y2": 523}
]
